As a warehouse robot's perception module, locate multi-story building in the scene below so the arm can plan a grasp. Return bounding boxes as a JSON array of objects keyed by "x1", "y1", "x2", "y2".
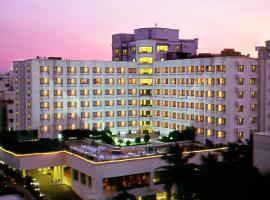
[
  {"x1": 0, "y1": 71, "x2": 14, "y2": 131},
  {"x1": 112, "y1": 27, "x2": 198, "y2": 62},
  {"x1": 256, "y1": 40, "x2": 270, "y2": 132},
  {"x1": 13, "y1": 56, "x2": 258, "y2": 143}
]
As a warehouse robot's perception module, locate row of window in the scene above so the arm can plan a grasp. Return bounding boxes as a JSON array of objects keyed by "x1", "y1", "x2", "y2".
[{"x1": 14, "y1": 64, "x2": 257, "y2": 75}]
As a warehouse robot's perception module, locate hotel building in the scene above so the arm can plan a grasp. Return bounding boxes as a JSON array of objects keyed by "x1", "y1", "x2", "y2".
[{"x1": 12, "y1": 27, "x2": 261, "y2": 144}]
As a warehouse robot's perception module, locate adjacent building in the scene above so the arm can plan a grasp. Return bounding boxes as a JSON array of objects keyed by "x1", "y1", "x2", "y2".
[{"x1": 0, "y1": 71, "x2": 14, "y2": 132}]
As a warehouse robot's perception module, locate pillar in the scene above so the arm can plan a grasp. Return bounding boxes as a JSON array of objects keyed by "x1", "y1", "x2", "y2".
[{"x1": 22, "y1": 169, "x2": 26, "y2": 178}]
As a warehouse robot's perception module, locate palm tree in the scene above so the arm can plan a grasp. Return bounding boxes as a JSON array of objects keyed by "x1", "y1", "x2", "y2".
[{"x1": 156, "y1": 143, "x2": 197, "y2": 199}]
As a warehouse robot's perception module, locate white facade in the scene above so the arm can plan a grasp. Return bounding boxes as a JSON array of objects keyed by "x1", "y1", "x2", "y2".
[{"x1": 13, "y1": 55, "x2": 258, "y2": 143}]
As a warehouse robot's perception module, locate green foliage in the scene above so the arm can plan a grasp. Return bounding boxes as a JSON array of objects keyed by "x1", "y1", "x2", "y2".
[
  {"x1": 143, "y1": 134, "x2": 150, "y2": 143},
  {"x1": 118, "y1": 139, "x2": 123, "y2": 147},
  {"x1": 125, "y1": 140, "x2": 131, "y2": 146},
  {"x1": 168, "y1": 127, "x2": 196, "y2": 142},
  {"x1": 135, "y1": 136, "x2": 141, "y2": 143}
]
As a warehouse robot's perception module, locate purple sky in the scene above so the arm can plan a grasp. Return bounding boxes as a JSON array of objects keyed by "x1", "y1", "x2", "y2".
[{"x1": 1, "y1": 0, "x2": 270, "y2": 71}]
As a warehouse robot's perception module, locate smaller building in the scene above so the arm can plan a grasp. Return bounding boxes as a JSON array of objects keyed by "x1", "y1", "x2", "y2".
[{"x1": 0, "y1": 71, "x2": 14, "y2": 131}]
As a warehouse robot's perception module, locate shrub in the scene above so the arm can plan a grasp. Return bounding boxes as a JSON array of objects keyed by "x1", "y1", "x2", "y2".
[
  {"x1": 126, "y1": 140, "x2": 131, "y2": 146},
  {"x1": 135, "y1": 137, "x2": 141, "y2": 143},
  {"x1": 144, "y1": 134, "x2": 150, "y2": 143}
]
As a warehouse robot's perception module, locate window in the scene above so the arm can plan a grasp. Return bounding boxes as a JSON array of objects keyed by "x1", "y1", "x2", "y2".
[
  {"x1": 206, "y1": 65, "x2": 215, "y2": 73},
  {"x1": 178, "y1": 66, "x2": 185, "y2": 73},
  {"x1": 93, "y1": 89, "x2": 102, "y2": 95},
  {"x1": 187, "y1": 66, "x2": 194, "y2": 73},
  {"x1": 217, "y1": 131, "x2": 225, "y2": 138},
  {"x1": 196, "y1": 66, "x2": 204, "y2": 73},
  {"x1": 206, "y1": 78, "x2": 215, "y2": 85},
  {"x1": 93, "y1": 67, "x2": 101, "y2": 73},
  {"x1": 140, "y1": 79, "x2": 152, "y2": 85},
  {"x1": 93, "y1": 78, "x2": 102, "y2": 84},
  {"x1": 40, "y1": 78, "x2": 49, "y2": 85},
  {"x1": 67, "y1": 67, "x2": 76, "y2": 74},
  {"x1": 217, "y1": 78, "x2": 225, "y2": 85},
  {"x1": 105, "y1": 100, "x2": 114, "y2": 106},
  {"x1": 238, "y1": 78, "x2": 244, "y2": 85},
  {"x1": 206, "y1": 104, "x2": 214, "y2": 111},
  {"x1": 93, "y1": 101, "x2": 102, "y2": 107},
  {"x1": 67, "y1": 101, "x2": 77, "y2": 108},
  {"x1": 139, "y1": 46, "x2": 152, "y2": 54},
  {"x1": 206, "y1": 116, "x2": 214, "y2": 124},
  {"x1": 80, "y1": 78, "x2": 89, "y2": 84},
  {"x1": 105, "y1": 67, "x2": 114, "y2": 73},
  {"x1": 81, "y1": 112, "x2": 90, "y2": 118},
  {"x1": 170, "y1": 67, "x2": 176, "y2": 73},
  {"x1": 54, "y1": 102, "x2": 63, "y2": 108},
  {"x1": 105, "y1": 78, "x2": 114, "y2": 84},
  {"x1": 54, "y1": 66, "x2": 63, "y2": 74},
  {"x1": 80, "y1": 89, "x2": 89, "y2": 96},
  {"x1": 26, "y1": 66, "x2": 31, "y2": 72},
  {"x1": 117, "y1": 100, "x2": 126, "y2": 106},
  {"x1": 81, "y1": 101, "x2": 89, "y2": 107},
  {"x1": 216, "y1": 91, "x2": 225, "y2": 98},
  {"x1": 128, "y1": 78, "x2": 136, "y2": 85},
  {"x1": 197, "y1": 116, "x2": 204, "y2": 123},
  {"x1": 67, "y1": 90, "x2": 76, "y2": 96},
  {"x1": 117, "y1": 67, "x2": 125, "y2": 73},
  {"x1": 40, "y1": 126, "x2": 49, "y2": 132},
  {"x1": 206, "y1": 91, "x2": 214, "y2": 97},
  {"x1": 217, "y1": 117, "x2": 226, "y2": 125},
  {"x1": 40, "y1": 114, "x2": 50, "y2": 120},
  {"x1": 40, "y1": 66, "x2": 49, "y2": 73},
  {"x1": 106, "y1": 111, "x2": 114, "y2": 117},
  {"x1": 54, "y1": 113, "x2": 63, "y2": 120},
  {"x1": 139, "y1": 57, "x2": 153, "y2": 64},
  {"x1": 250, "y1": 91, "x2": 256, "y2": 98},
  {"x1": 73, "y1": 170, "x2": 79, "y2": 181},
  {"x1": 128, "y1": 89, "x2": 136, "y2": 95},
  {"x1": 40, "y1": 90, "x2": 49, "y2": 97},
  {"x1": 217, "y1": 65, "x2": 226, "y2": 72},
  {"x1": 93, "y1": 112, "x2": 102, "y2": 118},
  {"x1": 250, "y1": 78, "x2": 256, "y2": 85},
  {"x1": 196, "y1": 91, "x2": 204, "y2": 97},
  {"x1": 80, "y1": 67, "x2": 89, "y2": 73},
  {"x1": 251, "y1": 65, "x2": 256, "y2": 72},
  {"x1": 105, "y1": 89, "x2": 114, "y2": 95},
  {"x1": 217, "y1": 104, "x2": 226, "y2": 112},
  {"x1": 157, "y1": 45, "x2": 168, "y2": 52},
  {"x1": 237, "y1": 117, "x2": 244, "y2": 125},
  {"x1": 67, "y1": 78, "x2": 76, "y2": 84},
  {"x1": 117, "y1": 78, "x2": 125, "y2": 84},
  {"x1": 68, "y1": 113, "x2": 77, "y2": 119},
  {"x1": 238, "y1": 91, "x2": 244, "y2": 98},
  {"x1": 80, "y1": 173, "x2": 86, "y2": 185},
  {"x1": 140, "y1": 68, "x2": 152, "y2": 75},
  {"x1": 54, "y1": 78, "x2": 63, "y2": 84},
  {"x1": 238, "y1": 65, "x2": 244, "y2": 72}
]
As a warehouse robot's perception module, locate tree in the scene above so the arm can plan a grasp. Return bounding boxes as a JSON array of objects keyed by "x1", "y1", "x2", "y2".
[
  {"x1": 143, "y1": 134, "x2": 150, "y2": 143},
  {"x1": 125, "y1": 140, "x2": 131, "y2": 146},
  {"x1": 156, "y1": 144, "x2": 197, "y2": 199},
  {"x1": 135, "y1": 137, "x2": 141, "y2": 143},
  {"x1": 118, "y1": 139, "x2": 123, "y2": 147},
  {"x1": 111, "y1": 191, "x2": 136, "y2": 200}
]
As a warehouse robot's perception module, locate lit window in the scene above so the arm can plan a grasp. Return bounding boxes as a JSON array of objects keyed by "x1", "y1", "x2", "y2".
[
  {"x1": 217, "y1": 78, "x2": 225, "y2": 85},
  {"x1": 40, "y1": 78, "x2": 49, "y2": 85},
  {"x1": 68, "y1": 124, "x2": 77, "y2": 130},
  {"x1": 67, "y1": 67, "x2": 76, "y2": 74},
  {"x1": 67, "y1": 78, "x2": 76, "y2": 84},
  {"x1": 93, "y1": 112, "x2": 102, "y2": 118},
  {"x1": 117, "y1": 111, "x2": 126, "y2": 117},
  {"x1": 206, "y1": 65, "x2": 215, "y2": 72},
  {"x1": 67, "y1": 90, "x2": 76, "y2": 96},
  {"x1": 54, "y1": 113, "x2": 63, "y2": 120},
  {"x1": 238, "y1": 91, "x2": 244, "y2": 98},
  {"x1": 40, "y1": 102, "x2": 50, "y2": 109},
  {"x1": 93, "y1": 101, "x2": 102, "y2": 107},
  {"x1": 117, "y1": 121, "x2": 126, "y2": 127},
  {"x1": 197, "y1": 78, "x2": 204, "y2": 85},
  {"x1": 40, "y1": 90, "x2": 49, "y2": 97},
  {"x1": 250, "y1": 91, "x2": 256, "y2": 98},
  {"x1": 187, "y1": 66, "x2": 194, "y2": 73},
  {"x1": 206, "y1": 116, "x2": 214, "y2": 124},
  {"x1": 68, "y1": 113, "x2": 77, "y2": 119},
  {"x1": 40, "y1": 66, "x2": 49, "y2": 73},
  {"x1": 113, "y1": 48, "x2": 119, "y2": 56},
  {"x1": 178, "y1": 66, "x2": 185, "y2": 73},
  {"x1": 139, "y1": 57, "x2": 153, "y2": 64},
  {"x1": 40, "y1": 114, "x2": 50, "y2": 120},
  {"x1": 54, "y1": 78, "x2": 63, "y2": 84},
  {"x1": 196, "y1": 103, "x2": 204, "y2": 110},
  {"x1": 178, "y1": 78, "x2": 185, "y2": 85},
  {"x1": 117, "y1": 67, "x2": 125, "y2": 73},
  {"x1": 216, "y1": 91, "x2": 225, "y2": 98},
  {"x1": 250, "y1": 104, "x2": 256, "y2": 111},
  {"x1": 15, "y1": 77, "x2": 18, "y2": 83},
  {"x1": 217, "y1": 65, "x2": 226, "y2": 72},
  {"x1": 81, "y1": 112, "x2": 90, "y2": 118},
  {"x1": 54, "y1": 102, "x2": 63, "y2": 108},
  {"x1": 67, "y1": 101, "x2": 77, "y2": 108},
  {"x1": 238, "y1": 78, "x2": 244, "y2": 85},
  {"x1": 186, "y1": 78, "x2": 194, "y2": 85},
  {"x1": 105, "y1": 89, "x2": 114, "y2": 95},
  {"x1": 206, "y1": 78, "x2": 215, "y2": 85},
  {"x1": 196, "y1": 66, "x2": 204, "y2": 73},
  {"x1": 217, "y1": 104, "x2": 226, "y2": 112},
  {"x1": 196, "y1": 91, "x2": 204, "y2": 97},
  {"x1": 251, "y1": 65, "x2": 256, "y2": 72},
  {"x1": 140, "y1": 79, "x2": 152, "y2": 85},
  {"x1": 80, "y1": 78, "x2": 89, "y2": 84},
  {"x1": 139, "y1": 68, "x2": 152, "y2": 75},
  {"x1": 250, "y1": 78, "x2": 256, "y2": 85},
  {"x1": 236, "y1": 105, "x2": 244, "y2": 112},
  {"x1": 117, "y1": 100, "x2": 126, "y2": 106},
  {"x1": 206, "y1": 129, "x2": 214, "y2": 136},
  {"x1": 170, "y1": 67, "x2": 176, "y2": 73},
  {"x1": 206, "y1": 104, "x2": 214, "y2": 111},
  {"x1": 128, "y1": 78, "x2": 136, "y2": 85},
  {"x1": 105, "y1": 78, "x2": 114, "y2": 84},
  {"x1": 128, "y1": 89, "x2": 137, "y2": 95},
  {"x1": 105, "y1": 67, "x2": 114, "y2": 73},
  {"x1": 237, "y1": 132, "x2": 244, "y2": 139},
  {"x1": 237, "y1": 117, "x2": 244, "y2": 125},
  {"x1": 26, "y1": 66, "x2": 31, "y2": 72},
  {"x1": 40, "y1": 126, "x2": 49, "y2": 132},
  {"x1": 80, "y1": 67, "x2": 89, "y2": 74},
  {"x1": 117, "y1": 78, "x2": 125, "y2": 84},
  {"x1": 106, "y1": 122, "x2": 115, "y2": 128},
  {"x1": 93, "y1": 67, "x2": 101, "y2": 73},
  {"x1": 54, "y1": 66, "x2": 63, "y2": 74},
  {"x1": 81, "y1": 101, "x2": 89, "y2": 107},
  {"x1": 131, "y1": 46, "x2": 136, "y2": 53},
  {"x1": 157, "y1": 45, "x2": 168, "y2": 52},
  {"x1": 81, "y1": 89, "x2": 89, "y2": 96},
  {"x1": 238, "y1": 65, "x2": 244, "y2": 72},
  {"x1": 105, "y1": 100, "x2": 114, "y2": 106},
  {"x1": 217, "y1": 131, "x2": 225, "y2": 138},
  {"x1": 55, "y1": 125, "x2": 63, "y2": 131},
  {"x1": 82, "y1": 123, "x2": 89, "y2": 129},
  {"x1": 217, "y1": 117, "x2": 226, "y2": 125},
  {"x1": 139, "y1": 46, "x2": 152, "y2": 54},
  {"x1": 128, "y1": 100, "x2": 137, "y2": 106},
  {"x1": 197, "y1": 115, "x2": 204, "y2": 123},
  {"x1": 206, "y1": 91, "x2": 214, "y2": 97},
  {"x1": 106, "y1": 111, "x2": 114, "y2": 117}
]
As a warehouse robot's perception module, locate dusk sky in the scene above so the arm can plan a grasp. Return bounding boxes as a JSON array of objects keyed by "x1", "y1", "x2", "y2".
[{"x1": 1, "y1": 0, "x2": 270, "y2": 71}]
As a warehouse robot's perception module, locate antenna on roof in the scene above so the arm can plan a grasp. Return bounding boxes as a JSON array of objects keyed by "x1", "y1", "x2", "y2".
[{"x1": 154, "y1": 23, "x2": 157, "y2": 28}]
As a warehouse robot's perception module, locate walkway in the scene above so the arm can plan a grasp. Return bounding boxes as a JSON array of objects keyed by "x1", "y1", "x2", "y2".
[{"x1": 30, "y1": 170, "x2": 81, "y2": 200}]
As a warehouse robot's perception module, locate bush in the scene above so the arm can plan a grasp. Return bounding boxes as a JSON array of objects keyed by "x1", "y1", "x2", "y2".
[
  {"x1": 135, "y1": 137, "x2": 141, "y2": 143},
  {"x1": 144, "y1": 134, "x2": 150, "y2": 143},
  {"x1": 126, "y1": 140, "x2": 131, "y2": 146}
]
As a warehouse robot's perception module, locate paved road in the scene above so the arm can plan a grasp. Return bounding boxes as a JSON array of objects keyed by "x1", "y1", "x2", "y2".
[{"x1": 30, "y1": 170, "x2": 81, "y2": 200}]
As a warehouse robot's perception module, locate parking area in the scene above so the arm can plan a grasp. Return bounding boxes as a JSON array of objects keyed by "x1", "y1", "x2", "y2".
[{"x1": 30, "y1": 170, "x2": 81, "y2": 200}]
